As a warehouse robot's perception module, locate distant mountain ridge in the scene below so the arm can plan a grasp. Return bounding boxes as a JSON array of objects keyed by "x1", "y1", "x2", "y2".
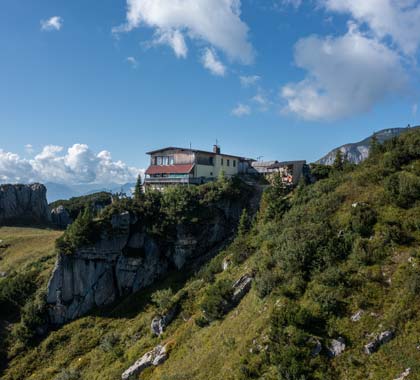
[
  {"x1": 45, "y1": 182, "x2": 135, "y2": 203},
  {"x1": 317, "y1": 126, "x2": 420, "y2": 165}
]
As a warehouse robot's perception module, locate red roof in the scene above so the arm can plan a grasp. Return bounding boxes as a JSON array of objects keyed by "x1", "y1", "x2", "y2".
[{"x1": 145, "y1": 164, "x2": 195, "y2": 175}]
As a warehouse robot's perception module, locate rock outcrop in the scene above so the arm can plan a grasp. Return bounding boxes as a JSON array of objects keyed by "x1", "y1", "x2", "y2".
[
  {"x1": 51, "y1": 205, "x2": 72, "y2": 229},
  {"x1": 231, "y1": 274, "x2": 253, "y2": 304},
  {"x1": 364, "y1": 330, "x2": 395, "y2": 355},
  {"x1": 327, "y1": 337, "x2": 346, "y2": 357},
  {"x1": 0, "y1": 183, "x2": 51, "y2": 225},
  {"x1": 47, "y1": 196, "x2": 247, "y2": 325},
  {"x1": 151, "y1": 306, "x2": 178, "y2": 337},
  {"x1": 121, "y1": 344, "x2": 168, "y2": 380}
]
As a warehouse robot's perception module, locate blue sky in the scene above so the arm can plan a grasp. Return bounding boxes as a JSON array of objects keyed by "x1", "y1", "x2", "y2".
[{"x1": 1, "y1": 0, "x2": 419, "y2": 185}]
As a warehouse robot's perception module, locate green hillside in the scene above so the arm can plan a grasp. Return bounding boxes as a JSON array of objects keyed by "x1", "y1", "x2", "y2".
[{"x1": 3, "y1": 130, "x2": 420, "y2": 380}]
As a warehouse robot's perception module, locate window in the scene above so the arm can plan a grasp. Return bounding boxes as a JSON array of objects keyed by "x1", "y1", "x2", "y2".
[
  {"x1": 157, "y1": 156, "x2": 162, "y2": 165},
  {"x1": 227, "y1": 159, "x2": 230, "y2": 167},
  {"x1": 233, "y1": 160, "x2": 236, "y2": 167},
  {"x1": 162, "y1": 156, "x2": 168, "y2": 165},
  {"x1": 221, "y1": 158, "x2": 224, "y2": 165},
  {"x1": 209, "y1": 157, "x2": 214, "y2": 165},
  {"x1": 169, "y1": 156, "x2": 174, "y2": 165}
]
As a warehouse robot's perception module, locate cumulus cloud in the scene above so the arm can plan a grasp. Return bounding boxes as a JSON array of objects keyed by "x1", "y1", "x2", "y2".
[
  {"x1": 201, "y1": 48, "x2": 226, "y2": 76},
  {"x1": 240, "y1": 75, "x2": 261, "y2": 87},
  {"x1": 232, "y1": 103, "x2": 251, "y2": 117},
  {"x1": 40, "y1": 16, "x2": 63, "y2": 31},
  {"x1": 281, "y1": 25, "x2": 407, "y2": 121},
  {"x1": 113, "y1": 0, "x2": 254, "y2": 64},
  {"x1": 0, "y1": 144, "x2": 142, "y2": 185},
  {"x1": 320, "y1": 0, "x2": 420, "y2": 55}
]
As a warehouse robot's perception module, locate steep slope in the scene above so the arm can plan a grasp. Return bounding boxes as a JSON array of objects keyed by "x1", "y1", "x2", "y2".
[
  {"x1": 317, "y1": 126, "x2": 420, "y2": 165},
  {"x1": 3, "y1": 131, "x2": 420, "y2": 380}
]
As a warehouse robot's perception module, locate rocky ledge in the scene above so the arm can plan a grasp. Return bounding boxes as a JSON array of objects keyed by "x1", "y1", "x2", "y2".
[{"x1": 47, "y1": 194, "x2": 247, "y2": 325}]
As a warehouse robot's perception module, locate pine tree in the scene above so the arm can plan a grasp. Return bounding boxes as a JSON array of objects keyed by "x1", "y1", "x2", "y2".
[
  {"x1": 370, "y1": 134, "x2": 382, "y2": 158},
  {"x1": 238, "y1": 208, "x2": 251, "y2": 236},
  {"x1": 134, "y1": 174, "x2": 144, "y2": 201},
  {"x1": 333, "y1": 150, "x2": 344, "y2": 171}
]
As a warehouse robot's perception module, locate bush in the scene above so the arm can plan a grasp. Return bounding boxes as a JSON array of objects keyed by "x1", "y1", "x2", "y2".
[
  {"x1": 54, "y1": 369, "x2": 81, "y2": 380},
  {"x1": 151, "y1": 288, "x2": 174, "y2": 314},
  {"x1": 385, "y1": 172, "x2": 420, "y2": 208},
  {"x1": 350, "y1": 203, "x2": 377, "y2": 237},
  {"x1": 200, "y1": 279, "x2": 232, "y2": 321}
]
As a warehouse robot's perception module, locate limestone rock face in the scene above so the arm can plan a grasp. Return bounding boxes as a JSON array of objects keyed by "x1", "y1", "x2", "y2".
[
  {"x1": 0, "y1": 183, "x2": 51, "y2": 225},
  {"x1": 121, "y1": 344, "x2": 168, "y2": 380},
  {"x1": 51, "y1": 205, "x2": 72, "y2": 229},
  {"x1": 151, "y1": 306, "x2": 178, "y2": 336},
  {"x1": 47, "y1": 194, "x2": 245, "y2": 324}
]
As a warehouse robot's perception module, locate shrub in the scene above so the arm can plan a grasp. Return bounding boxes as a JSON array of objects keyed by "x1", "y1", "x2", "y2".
[
  {"x1": 151, "y1": 288, "x2": 174, "y2": 314},
  {"x1": 54, "y1": 369, "x2": 81, "y2": 380},
  {"x1": 200, "y1": 279, "x2": 232, "y2": 321},
  {"x1": 385, "y1": 172, "x2": 420, "y2": 208},
  {"x1": 350, "y1": 203, "x2": 377, "y2": 237}
]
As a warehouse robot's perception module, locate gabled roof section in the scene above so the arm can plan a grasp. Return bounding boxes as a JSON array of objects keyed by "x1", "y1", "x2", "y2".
[
  {"x1": 145, "y1": 164, "x2": 195, "y2": 175},
  {"x1": 146, "y1": 146, "x2": 245, "y2": 159}
]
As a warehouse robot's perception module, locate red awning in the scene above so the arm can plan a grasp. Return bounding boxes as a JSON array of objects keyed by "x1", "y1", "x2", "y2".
[{"x1": 145, "y1": 164, "x2": 195, "y2": 175}]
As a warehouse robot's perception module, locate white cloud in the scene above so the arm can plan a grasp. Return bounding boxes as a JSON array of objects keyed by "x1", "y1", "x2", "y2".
[
  {"x1": 320, "y1": 0, "x2": 420, "y2": 55},
  {"x1": 126, "y1": 56, "x2": 139, "y2": 68},
  {"x1": 201, "y1": 48, "x2": 226, "y2": 76},
  {"x1": 0, "y1": 144, "x2": 142, "y2": 185},
  {"x1": 113, "y1": 0, "x2": 254, "y2": 64},
  {"x1": 252, "y1": 89, "x2": 271, "y2": 111},
  {"x1": 40, "y1": 16, "x2": 63, "y2": 32},
  {"x1": 240, "y1": 75, "x2": 261, "y2": 87},
  {"x1": 232, "y1": 103, "x2": 251, "y2": 117},
  {"x1": 281, "y1": 25, "x2": 407, "y2": 121}
]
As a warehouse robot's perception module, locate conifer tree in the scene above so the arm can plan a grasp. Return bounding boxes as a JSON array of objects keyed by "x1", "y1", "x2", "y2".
[
  {"x1": 134, "y1": 174, "x2": 144, "y2": 201},
  {"x1": 333, "y1": 150, "x2": 344, "y2": 171}
]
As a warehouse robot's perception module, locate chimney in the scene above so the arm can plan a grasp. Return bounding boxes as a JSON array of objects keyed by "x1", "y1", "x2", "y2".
[{"x1": 213, "y1": 144, "x2": 221, "y2": 154}]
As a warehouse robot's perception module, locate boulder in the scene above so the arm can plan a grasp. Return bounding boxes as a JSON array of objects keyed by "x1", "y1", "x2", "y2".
[
  {"x1": 151, "y1": 306, "x2": 177, "y2": 336},
  {"x1": 327, "y1": 337, "x2": 346, "y2": 357},
  {"x1": 222, "y1": 258, "x2": 231, "y2": 271},
  {"x1": 51, "y1": 205, "x2": 72, "y2": 229},
  {"x1": 231, "y1": 274, "x2": 253, "y2": 304},
  {"x1": 364, "y1": 330, "x2": 395, "y2": 355},
  {"x1": 121, "y1": 344, "x2": 167, "y2": 380}
]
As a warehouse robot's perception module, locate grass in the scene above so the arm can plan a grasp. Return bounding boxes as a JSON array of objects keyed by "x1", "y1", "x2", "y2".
[{"x1": 0, "y1": 227, "x2": 62, "y2": 278}]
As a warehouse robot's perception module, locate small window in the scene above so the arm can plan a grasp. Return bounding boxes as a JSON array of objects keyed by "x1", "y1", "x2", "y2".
[
  {"x1": 163, "y1": 156, "x2": 169, "y2": 165},
  {"x1": 233, "y1": 160, "x2": 236, "y2": 167},
  {"x1": 221, "y1": 158, "x2": 224, "y2": 165},
  {"x1": 169, "y1": 156, "x2": 174, "y2": 165},
  {"x1": 209, "y1": 157, "x2": 214, "y2": 165},
  {"x1": 227, "y1": 159, "x2": 230, "y2": 167}
]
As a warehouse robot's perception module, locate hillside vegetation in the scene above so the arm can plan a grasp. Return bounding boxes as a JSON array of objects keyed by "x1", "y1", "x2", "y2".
[{"x1": 2, "y1": 130, "x2": 420, "y2": 380}]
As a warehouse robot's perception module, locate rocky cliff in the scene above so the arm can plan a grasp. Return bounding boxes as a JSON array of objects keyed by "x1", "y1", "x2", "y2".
[
  {"x1": 0, "y1": 183, "x2": 51, "y2": 225},
  {"x1": 317, "y1": 126, "x2": 420, "y2": 165},
  {"x1": 46, "y1": 196, "x2": 248, "y2": 325}
]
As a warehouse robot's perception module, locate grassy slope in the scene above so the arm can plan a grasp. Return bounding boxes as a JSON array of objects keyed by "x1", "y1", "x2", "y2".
[
  {"x1": 4, "y1": 135, "x2": 420, "y2": 380},
  {"x1": 0, "y1": 227, "x2": 62, "y2": 279}
]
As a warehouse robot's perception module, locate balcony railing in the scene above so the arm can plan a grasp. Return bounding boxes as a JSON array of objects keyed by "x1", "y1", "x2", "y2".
[{"x1": 144, "y1": 177, "x2": 204, "y2": 185}]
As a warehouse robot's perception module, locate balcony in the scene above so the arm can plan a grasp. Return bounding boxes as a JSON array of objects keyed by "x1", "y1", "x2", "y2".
[{"x1": 144, "y1": 177, "x2": 204, "y2": 185}]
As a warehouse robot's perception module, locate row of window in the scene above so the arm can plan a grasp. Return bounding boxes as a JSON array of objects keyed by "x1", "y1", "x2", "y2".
[
  {"x1": 221, "y1": 158, "x2": 236, "y2": 167},
  {"x1": 153, "y1": 156, "x2": 174, "y2": 165},
  {"x1": 152, "y1": 155, "x2": 236, "y2": 167}
]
